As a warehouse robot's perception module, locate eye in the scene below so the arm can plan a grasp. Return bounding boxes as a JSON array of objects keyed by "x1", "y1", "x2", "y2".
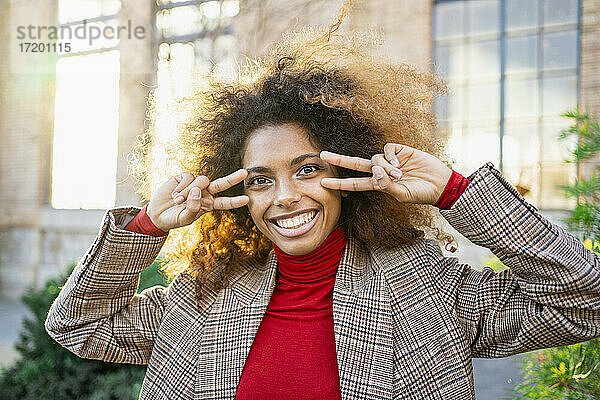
[
  {"x1": 246, "y1": 176, "x2": 271, "y2": 187},
  {"x1": 298, "y1": 164, "x2": 322, "y2": 176}
]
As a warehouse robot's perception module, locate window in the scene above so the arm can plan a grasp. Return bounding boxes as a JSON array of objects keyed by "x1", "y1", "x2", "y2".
[
  {"x1": 51, "y1": 0, "x2": 121, "y2": 209},
  {"x1": 432, "y1": 0, "x2": 579, "y2": 209},
  {"x1": 150, "y1": 0, "x2": 239, "y2": 187}
]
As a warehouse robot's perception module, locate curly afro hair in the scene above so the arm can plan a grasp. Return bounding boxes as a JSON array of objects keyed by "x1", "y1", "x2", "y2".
[{"x1": 129, "y1": 0, "x2": 457, "y2": 304}]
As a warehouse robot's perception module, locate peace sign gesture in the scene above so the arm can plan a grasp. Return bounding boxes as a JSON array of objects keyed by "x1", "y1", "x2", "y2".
[
  {"x1": 319, "y1": 143, "x2": 452, "y2": 206},
  {"x1": 146, "y1": 169, "x2": 249, "y2": 232}
]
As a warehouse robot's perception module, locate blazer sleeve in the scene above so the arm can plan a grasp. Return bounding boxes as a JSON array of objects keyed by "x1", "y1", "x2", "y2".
[
  {"x1": 428, "y1": 162, "x2": 600, "y2": 359},
  {"x1": 44, "y1": 206, "x2": 170, "y2": 365}
]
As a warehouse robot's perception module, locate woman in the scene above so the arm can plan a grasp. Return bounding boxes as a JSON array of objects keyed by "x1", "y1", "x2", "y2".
[{"x1": 45, "y1": 4, "x2": 600, "y2": 400}]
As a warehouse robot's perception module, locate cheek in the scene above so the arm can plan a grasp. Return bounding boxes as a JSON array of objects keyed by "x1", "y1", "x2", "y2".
[
  {"x1": 246, "y1": 194, "x2": 268, "y2": 225},
  {"x1": 316, "y1": 188, "x2": 342, "y2": 217}
]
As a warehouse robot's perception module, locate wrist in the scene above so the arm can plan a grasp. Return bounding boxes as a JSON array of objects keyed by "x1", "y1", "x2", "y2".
[
  {"x1": 434, "y1": 170, "x2": 471, "y2": 209},
  {"x1": 432, "y1": 168, "x2": 453, "y2": 206},
  {"x1": 145, "y1": 204, "x2": 170, "y2": 233}
]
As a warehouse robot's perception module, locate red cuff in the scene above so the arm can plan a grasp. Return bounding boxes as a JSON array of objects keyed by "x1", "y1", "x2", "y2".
[
  {"x1": 124, "y1": 204, "x2": 169, "y2": 236},
  {"x1": 433, "y1": 170, "x2": 471, "y2": 210}
]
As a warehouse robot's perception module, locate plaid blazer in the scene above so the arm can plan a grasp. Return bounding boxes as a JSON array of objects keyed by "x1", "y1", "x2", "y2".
[{"x1": 45, "y1": 162, "x2": 600, "y2": 399}]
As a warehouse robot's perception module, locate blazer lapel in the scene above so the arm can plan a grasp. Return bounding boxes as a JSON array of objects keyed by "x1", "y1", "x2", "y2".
[
  {"x1": 195, "y1": 253, "x2": 278, "y2": 400},
  {"x1": 332, "y1": 236, "x2": 394, "y2": 400},
  {"x1": 195, "y1": 235, "x2": 393, "y2": 400}
]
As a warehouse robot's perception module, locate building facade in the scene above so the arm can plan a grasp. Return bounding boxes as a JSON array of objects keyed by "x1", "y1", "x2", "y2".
[{"x1": 1, "y1": 0, "x2": 598, "y2": 302}]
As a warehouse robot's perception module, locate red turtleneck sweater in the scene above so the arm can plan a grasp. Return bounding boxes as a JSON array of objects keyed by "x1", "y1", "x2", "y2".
[
  {"x1": 235, "y1": 225, "x2": 347, "y2": 399},
  {"x1": 124, "y1": 170, "x2": 470, "y2": 398}
]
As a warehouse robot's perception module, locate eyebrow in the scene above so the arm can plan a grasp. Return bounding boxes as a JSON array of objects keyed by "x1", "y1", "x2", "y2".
[{"x1": 245, "y1": 153, "x2": 321, "y2": 174}]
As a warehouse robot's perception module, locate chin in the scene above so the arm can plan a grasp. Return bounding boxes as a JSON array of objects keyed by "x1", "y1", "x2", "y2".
[
  {"x1": 281, "y1": 243, "x2": 318, "y2": 256},
  {"x1": 270, "y1": 235, "x2": 318, "y2": 255}
]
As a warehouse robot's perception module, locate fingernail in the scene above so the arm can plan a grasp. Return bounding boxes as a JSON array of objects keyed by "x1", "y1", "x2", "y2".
[
  {"x1": 390, "y1": 170, "x2": 402, "y2": 180},
  {"x1": 373, "y1": 167, "x2": 384, "y2": 179},
  {"x1": 191, "y1": 189, "x2": 200, "y2": 198},
  {"x1": 390, "y1": 158, "x2": 400, "y2": 167},
  {"x1": 175, "y1": 195, "x2": 184, "y2": 203}
]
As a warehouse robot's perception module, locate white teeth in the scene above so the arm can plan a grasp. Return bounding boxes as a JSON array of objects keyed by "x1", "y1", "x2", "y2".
[{"x1": 274, "y1": 211, "x2": 316, "y2": 229}]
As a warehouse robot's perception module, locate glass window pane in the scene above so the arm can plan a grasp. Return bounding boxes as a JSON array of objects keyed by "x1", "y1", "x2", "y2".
[
  {"x1": 466, "y1": 0, "x2": 499, "y2": 36},
  {"x1": 58, "y1": 0, "x2": 120, "y2": 23},
  {"x1": 543, "y1": 30, "x2": 578, "y2": 70},
  {"x1": 156, "y1": 43, "x2": 195, "y2": 100},
  {"x1": 461, "y1": 123, "x2": 501, "y2": 172},
  {"x1": 467, "y1": 40, "x2": 500, "y2": 79},
  {"x1": 434, "y1": 2, "x2": 464, "y2": 40},
  {"x1": 505, "y1": 35, "x2": 538, "y2": 74},
  {"x1": 540, "y1": 163, "x2": 577, "y2": 209},
  {"x1": 222, "y1": 0, "x2": 241, "y2": 18},
  {"x1": 467, "y1": 82, "x2": 500, "y2": 121},
  {"x1": 157, "y1": 5, "x2": 204, "y2": 37},
  {"x1": 59, "y1": 0, "x2": 102, "y2": 23},
  {"x1": 52, "y1": 51, "x2": 120, "y2": 209},
  {"x1": 192, "y1": 37, "x2": 216, "y2": 75},
  {"x1": 505, "y1": 78, "x2": 538, "y2": 118},
  {"x1": 503, "y1": 123, "x2": 540, "y2": 168},
  {"x1": 503, "y1": 123, "x2": 540, "y2": 205},
  {"x1": 213, "y1": 34, "x2": 238, "y2": 80},
  {"x1": 434, "y1": 44, "x2": 464, "y2": 81},
  {"x1": 541, "y1": 119, "x2": 577, "y2": 162},
  {"x1": 506, "y1": 0, "x2": 538, "y2": 31},
  {"x1": 59, "y1": 19, "x2": 120, "y2": 53},
  {"x1": 433, "y1": 96, "x2": 448, "y2": 122},
  {"x1": 542, "y1": 75, "x2": 577, "y2": 117},
  {"x1": 437, "y1": 122, "x2": 464, "y2": 147},
  {"x1": 448, "y1": 86, "x2": 465, "y2": 121},
  {"x1": 543, "y1": 0, "x2": 578, "y2": 26},
  {"x1": 433, "y1": 87, "x2": 465, "y2": 123}
]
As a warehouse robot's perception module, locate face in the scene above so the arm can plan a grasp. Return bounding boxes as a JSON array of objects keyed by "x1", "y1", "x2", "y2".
[{"x1": 242, "y1": 123, "x2": 342, "y2": 255}]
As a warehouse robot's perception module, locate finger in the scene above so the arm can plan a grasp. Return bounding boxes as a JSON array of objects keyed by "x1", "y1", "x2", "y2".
[
  {"x1": 213, "y1": 195, "x2": 250, "y2": 210},
  {"x1": 383, "y1": 143, "x2": 401, "y2": 168},
  {"x1": 173, "y1": 176, "x2": 210, "y2": 203},
  {"x1": 320, "y1": 177, "x2": 375, "y2": 191},
  {"x1": 208, "y1": 169, "x2": 248, "y2": 195},
  {"x1": 177, "y1": 205, "x2": 203, "y2": 228},
  {"x1": 371, "y1": 165, "x2": 393, "y2": 191},
  {"x1": 319, "y1": 151, "x2": 372, "y2": 173},
  {"x1": 371, "y1": 154, "x2": 403, "y2": 181},
  {"x1": 171, "y1": 172, "x2": 195, "y2": 197},
  {"x1": 196, "y1": 195, "x2": 215, "y2": 212},
  {"x1": 388, "y1": 143, "x2": 416, "y2": 167},
  {"x1": 180, "y1": 188, "x2": 204, "y2": 215}
]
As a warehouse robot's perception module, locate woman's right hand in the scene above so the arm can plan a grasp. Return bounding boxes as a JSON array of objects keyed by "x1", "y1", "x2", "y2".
[{"x1": 146, "y1": 169, "x2": 249, "y2": 232}]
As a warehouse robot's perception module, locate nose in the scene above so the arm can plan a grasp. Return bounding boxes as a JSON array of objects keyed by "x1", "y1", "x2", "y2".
[{"x1": 272, "y1": 178, "x2": 301, "y2": 208}]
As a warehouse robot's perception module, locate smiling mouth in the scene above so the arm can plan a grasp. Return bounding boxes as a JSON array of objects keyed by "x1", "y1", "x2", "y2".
[{"x1": 271, "y1": 210, "x2": 317, "y2": 229}]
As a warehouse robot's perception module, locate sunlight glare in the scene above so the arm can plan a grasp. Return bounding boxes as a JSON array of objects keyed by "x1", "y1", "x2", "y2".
[
  {"x1": 51, "y1": 50, "x2": 120, "y2": 209},
  {"x1": 202, "y1": 1, "x2": 221, "y2": 19}
]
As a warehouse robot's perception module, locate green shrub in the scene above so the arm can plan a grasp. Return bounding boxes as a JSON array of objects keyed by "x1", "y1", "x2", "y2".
[
  {"x1": 557, "y1": 108, "x2": 600, "y2": 241},
  {"x1": 0, "y1": 257, "x2": 171, "y2": 400},
  {"x1": 482, "y1": 255, "x2": 508, "y2": 273},
  {"x1": 507, "y1": 109, "x2": 600, "y2": 399}
]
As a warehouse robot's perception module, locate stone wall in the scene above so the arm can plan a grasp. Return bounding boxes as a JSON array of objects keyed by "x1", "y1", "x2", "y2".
[
  {"x1": 580, "y1": 0, "x2": 600, "y2": 179},
  {"x1": 0, "y1": 0, "x2": 154, "y2": 300},
  {"x1": 1, "y1": 0, "x2": 598, "y2": 300}
]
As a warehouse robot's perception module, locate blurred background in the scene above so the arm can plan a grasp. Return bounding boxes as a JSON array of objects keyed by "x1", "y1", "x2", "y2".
[{"x1": 0, "y1": 0, "x2": 598, "y2": 399}]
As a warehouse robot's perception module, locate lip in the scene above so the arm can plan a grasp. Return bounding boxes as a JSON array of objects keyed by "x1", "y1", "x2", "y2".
[
  {"x1": 269, "y1": 210, "x2": 320, "y2": 238},
  {"x1": 269, "y1": 208, "x2": 318, "y2": 221}
]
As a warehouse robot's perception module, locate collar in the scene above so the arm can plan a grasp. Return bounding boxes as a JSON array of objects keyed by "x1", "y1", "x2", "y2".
[
  {"x1": 229, "y1": 235, "x2": 373, "y2": 308},
  {"x1": 272, "y1": 225, "x2": 347, "y2": 283}
]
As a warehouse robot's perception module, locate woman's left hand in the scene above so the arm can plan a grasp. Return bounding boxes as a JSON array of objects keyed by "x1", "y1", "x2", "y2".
[{"x1": 319, "y1": 143, "x2": 452, "y2": 205}]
